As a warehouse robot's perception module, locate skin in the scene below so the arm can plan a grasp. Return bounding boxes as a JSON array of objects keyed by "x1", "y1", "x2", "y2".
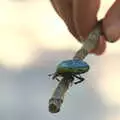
[{"x1": 50, "y1": 0, "x2": 120, "y2": 55}]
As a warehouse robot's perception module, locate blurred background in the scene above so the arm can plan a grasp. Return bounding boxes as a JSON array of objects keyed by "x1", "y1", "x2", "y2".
[{"x1": 0, "y1": 0, "x2": 119, "y2": 120}]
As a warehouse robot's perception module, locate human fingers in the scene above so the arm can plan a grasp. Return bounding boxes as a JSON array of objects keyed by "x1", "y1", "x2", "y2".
[
  {"x1": 102, "y1": 0, "x2": 120, "y2": 42},
  {"x1": 89, "y1": 35, "x2": 106, "y2": 55},
  {"x1": 73, "y1": 0, "x2": 100, "y2": 39}
]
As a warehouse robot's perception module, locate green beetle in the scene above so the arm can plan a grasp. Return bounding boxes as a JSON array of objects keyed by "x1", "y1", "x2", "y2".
[
  {"x1": 56, "y1": 59, "x2": 89, "y2": 74},
  {"x1": 49, "y1": 60, "x2": 90, "y2": 84}
]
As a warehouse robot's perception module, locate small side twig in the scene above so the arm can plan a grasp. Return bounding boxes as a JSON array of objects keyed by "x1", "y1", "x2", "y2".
[{"x1": 48, "y1": 20, "x2": 103, "y2": 113}]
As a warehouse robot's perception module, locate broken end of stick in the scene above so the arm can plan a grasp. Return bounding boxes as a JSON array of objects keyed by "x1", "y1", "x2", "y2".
[{"x1": 49, "y1": 97, "x2": 63, "y2": 113}]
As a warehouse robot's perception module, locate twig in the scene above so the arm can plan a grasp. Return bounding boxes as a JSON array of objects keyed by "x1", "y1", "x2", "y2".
[
  {"x1": 74, "y1": 20, "x2": 102, "y2": 60},
  {"x1": 48, "y1": 20, "x2": 103, "y2": 113},
  {"x1": 49, "y1": 76, "x2": 73, "y2": 113}
]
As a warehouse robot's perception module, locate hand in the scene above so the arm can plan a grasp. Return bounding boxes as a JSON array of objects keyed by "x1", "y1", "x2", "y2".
[
  {"x1": 50, "y1": 0, "x2": 120, "y2": 55},
  {"x1": 73, "y1": 0, "x2": 120, "y2": 55},
  {"x1": 103, "y1": 0, "x2": 120, "y2": 43}
]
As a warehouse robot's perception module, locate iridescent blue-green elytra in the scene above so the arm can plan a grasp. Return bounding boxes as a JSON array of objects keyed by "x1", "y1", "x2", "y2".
[{"x1": 56, "y1": 59, "x2": 89, "y2": 74}]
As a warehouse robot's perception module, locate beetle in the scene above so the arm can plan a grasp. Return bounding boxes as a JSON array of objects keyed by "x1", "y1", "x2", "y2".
[{"x1": 49, "y1": 59, "x2": 90, "y2": 85}]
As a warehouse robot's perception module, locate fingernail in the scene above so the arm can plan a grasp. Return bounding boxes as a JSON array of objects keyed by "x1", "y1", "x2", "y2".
[{"x1": 106, "y1": 37, "x2": 117, "y2": 43}]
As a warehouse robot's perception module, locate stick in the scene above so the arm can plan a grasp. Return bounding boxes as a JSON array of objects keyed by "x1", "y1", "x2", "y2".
[
  {"x1": 49, "y1": 77, "x2": 73, "y2": 113},
  {"x1": 48, "y1": 20, "x2": 102, "y2": 113}
]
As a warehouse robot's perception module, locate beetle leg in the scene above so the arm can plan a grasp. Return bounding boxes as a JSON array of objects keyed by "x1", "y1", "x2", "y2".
[
  {"x1": 52, "y1": 72, "x2": 59, "y2": 80},
  {"x1": 73, "y1": 74, "x2": 85, "y2": 84},
  {"x1": 74, "y1": 79, "x2": 84, "y2": 84},
  {"x1": 72, "y1": 74, "x2": 83, "y2": 79},
  {"x1": 48, "y1": 73, "x2": 55, "y2": 77},
  {"x1": 56, "y1": 77, "x2": 61, "y2": 82}
]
